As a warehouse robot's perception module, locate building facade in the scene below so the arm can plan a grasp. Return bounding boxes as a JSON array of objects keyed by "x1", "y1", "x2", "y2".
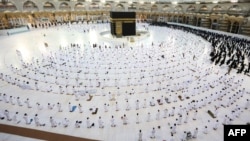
[{"x1": 0, "y1": 0, "x2": 249, "y2": 36}]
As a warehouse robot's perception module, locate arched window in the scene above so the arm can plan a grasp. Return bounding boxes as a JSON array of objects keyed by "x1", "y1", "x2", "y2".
[
  {"x1": 75, "y1": 3, "x2": 85, "y2": 11},
  {"x1": 89, "y1": 2, "x2": 99, "y2": 10},
  {"x1": 162, "y1": 5, "x2": 170, "y2": 12},
  {"x1": 228, "y1": 5, "x2": 243, "y2": 16},
  {"x1": 199, "y1": 5, "x2": 209, "y2": 13},
  {"x1": 139, "y1": 5, "x2": 148, "y2": 11},
  {"x1": 114, "y1": 4, "x2": 125, "y2": 11},
  {"x1": 212, "y1": 5, "x2": 223, "y2": 14},
  {"x1": 128, "y1": 4, "x2": 136, "y2": 11},
  {"x1": 151, "y1": 5, "x2": 158, "y2": 11},
  {"x1": 43, "y1": 2, "x2": 55, "y2": 11},
  {"x1": 0, "y1": 1, "x2": 17, "y2": 12},
  {"x1": 174, "y1": 5, "x2": 183, "y2": 13},
  {"x1": 103, "y1": 3, "x2": 112, "y2": 10},
  {"x1": 59, "y1": 2, "x2": 71, "y2": 11},
  {"x1": 23, "y1": 1, "x2": 39, "y2": 12},
  {"x1": 186, "y1": 5, "x2": 196, "y2": 13}
]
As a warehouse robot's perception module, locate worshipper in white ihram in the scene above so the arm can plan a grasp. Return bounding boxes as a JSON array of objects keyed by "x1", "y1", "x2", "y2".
[
  {"x1": 57, "y1": 102, "x2": 63, "y2": 112},
  {"x1": 147, "y1": 112, "x2": 151, "y2": 122},
  {"x1": 4, "y1": 110, "x2": 12, "y2": 121},
  {"x1": 34, "y1": 114, "x2": 45, "y2": 126},
  {"x1": 75, "y1": 120, "x2": 81, "y2": 128},
  {"x1": 16, "y1": 97, "x2": 23, "y2": 106},
  {"x1": 23, "y1": 113, "x2": 32, "y2": 125},
  {"x1": 156, "y1": 109, "x2": 160, "y2": 120},
  {"x1": 150, "y1": 127, "x2": 156, "y2": 139},
  {"x1": 9, "y1": 96, "x2": 15, "y2": 105},
  {"x1": 36, "y1": 102, "x2": 43, "y2": 110},
  {"x1": 12, "y1": 112, "x2": 21, "y2": 124},
  {"x1": 63, "y1": 118, "x2": 69, "y2": 128},
  {"x1": 78, "y1": 103, "x2": 83, "y2": 113},
  {"x1": 24, "y1": 98, "x2": 32, "y2": 108},
  {"x1": 86, "y1": 117, "x2": 92, "y2": 128},
  {"x1": 111, "y1": 115, "x2": 116, "y2": 127},
  {"x1": 138, "y1": 130, "x2": 142, "y2": 141},
  {"x1": 192, "y1": 128, "x2": 198, "y2": 138},
  {"x1": 163, "y1": 108, "x2": 168, "y2": 118},
  {"x1": 122, "y1": 114, "x2": 128, "y2": 125},
  {"x1": 98, "y1": 116, "x2": 104, "y2": 128},
  {"x1": 136, "y1": 113, "x2": 140, "y2": 124}
]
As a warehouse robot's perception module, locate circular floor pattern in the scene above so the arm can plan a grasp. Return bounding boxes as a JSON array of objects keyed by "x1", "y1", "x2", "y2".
[
  {"x1": 99, "y1": 30, "x2": 150, "y2": 43},
  {"x1": 0, "y1": 23, "x2": 249, "y2": 141}
]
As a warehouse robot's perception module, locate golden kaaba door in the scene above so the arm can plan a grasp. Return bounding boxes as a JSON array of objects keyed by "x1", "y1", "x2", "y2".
[{"x1": 115, "y1": 21, "x2": 122, "y2": 37}]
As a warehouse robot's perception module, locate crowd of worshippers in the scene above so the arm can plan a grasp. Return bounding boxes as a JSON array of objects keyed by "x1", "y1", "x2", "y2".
[
  {"x1": 150, "y1": 22, "x2": 250, "y2": 76},
  {"x1": 30, "y1": 20, "x2": 108, "y2": 29},
  {"x1": 1, "y1": 89, "x2": 250, "y2": 140}
]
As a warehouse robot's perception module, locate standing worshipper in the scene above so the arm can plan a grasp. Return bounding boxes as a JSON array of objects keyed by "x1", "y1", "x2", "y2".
[
  {"x1": 57, "y1": 102, "x2": 63, "y2": 112},
  {"x1": 86, "y1": 117, "x2": 91, "y2": 128},
  {"x1": 16, "y1": 97, "x2": 23, "y2": 106},
  {"x1": 98, "y1": 116, "x2": 104, "y2": 128},
  {"x1": 136, "y1": 113, "x2": 140, "y2": 124},
  {"x1": 126, "y1": 100, "x2": 130, "y2": 111},
  {"x1": 156, "y1": 109, "x2": 160, "y2": 120},
  {"x1": 24, "y1": 98, "x2": 32, "y2": 108},
  {"x1": 12, "y1": 112, "x2": 20, "y2": 124},
  {"x1": 192, "y1": 128, "x2": 198, "y2": 138},
  {"x1": 63, "y1": 118, "x2": 69, "y2": 128},
  {"x1": 150, "y1": 127, "x2": 156, "y2": 139},
  {"x1": 4, "y1": 110, "x2": 12, "y2": 121},
  {"x1": 136, "y1": 100, "x2": 140, "y2": 110},
  {"x1": 49, "y1": 116, "x2": 57, "y2": 128},
  {"x1": 213, "y1": 120, "x2": 219, "y2": 130},
  {"x1": 203, "y1": 126, "x2": 208, "y2": 134},
  {"x1": 147, "y1": 112, "x2": 151, "y2": 122},
  {"x1": 111, "y1": 115, "x2": 116, "y2": 127},
  {"x1": 36, "y1": 102, "x2": 43, "y2": 110},
  {"x1": 163, "y1": 108, "x2": 168, "y2": 118},
  {"x1": 78, "y1": 103, "x2": 83, "y2": 113},
  {"x1": 68, "y1": 102, "x2": 72, "y2": 112},
  {"x1": 9, "y1": 96, "x2": 15, "y2": 105},
  {"x1": 23, "y1": 113, "x2": 32, "y2": 125},
  {"x1": 138, "y1": 130, "x2": 142, "y2": 141},
  {"x1": 104, "y1": 103, "x2": 109, "y2": 112},
  {"x1": 143, "y1": 99, "x2": 147, "y2": 108},
  {"x1": 122, "y1": 114, "x2": 128, "y2": 125},
  {"x1": 115, "y1": 101, "x2": 120, "y2": 111},
  {"x1": 3, "y1": 93, "x2": 9, "y2": 103}
]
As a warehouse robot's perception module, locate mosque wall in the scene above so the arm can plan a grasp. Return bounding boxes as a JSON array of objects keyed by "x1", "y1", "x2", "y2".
[{"x1": 0, "y1": 0, "x2": 249, "y2": 36}]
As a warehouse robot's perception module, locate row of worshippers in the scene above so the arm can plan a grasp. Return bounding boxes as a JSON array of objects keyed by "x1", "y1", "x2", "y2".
[
  {"x1": 1, "y1": 87, "x2": 249, "y2": 125},
  {"x1": 1, "y1": 103, "x2": 248, "y2": 141},
  {"x1": 150, "y1": 22, "x2": 250, "y2": 76},
  {"x1": 0, "y1": 65, "x2": 245, "y2": 104},
  {"x1": 0, "y1": 109, "x2": 200, "y2": 140},
  {"x1": 8, "y1": 29, "x2": 205, "y2": 91},
  {"x1": 1, "y1": 54, "x2": 245, "y2": 99}
]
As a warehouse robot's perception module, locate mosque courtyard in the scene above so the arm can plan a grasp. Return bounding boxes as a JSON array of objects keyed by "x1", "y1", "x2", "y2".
[{"x1": 0, "y1": 22, "x2": 250, "y2": 141}]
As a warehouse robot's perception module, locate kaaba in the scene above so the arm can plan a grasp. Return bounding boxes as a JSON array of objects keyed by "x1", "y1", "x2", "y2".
[{"x1": 110, "y1": 12, "x2": 136, "y2": 37}]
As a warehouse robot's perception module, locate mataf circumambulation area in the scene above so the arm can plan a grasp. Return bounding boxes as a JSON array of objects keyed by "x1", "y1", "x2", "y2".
[{"x1": 0, "y1": 21, "x2": 250, "y2": 141}]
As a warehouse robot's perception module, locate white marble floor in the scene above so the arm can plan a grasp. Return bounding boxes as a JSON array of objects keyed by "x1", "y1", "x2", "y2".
[
  {"x1": 0, "y1": 23, "x2": 250, "y2": 141},
  {"x1": 0, "y1": 133, "x2": 42, "y2": 141}
]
